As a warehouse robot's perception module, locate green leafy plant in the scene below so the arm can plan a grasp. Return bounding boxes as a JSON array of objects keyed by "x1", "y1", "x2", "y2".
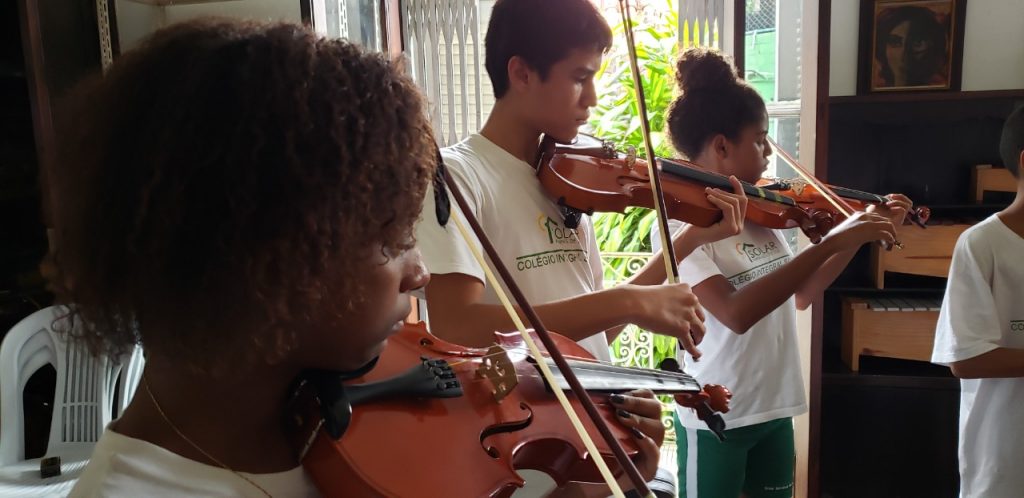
[
  {"x1": 589, "y1": 0, "x2": 719, "y2": 288},
  {"x1": 588, "y1": 1, "x2": 721, "y2": 438},
  {"x1": 588, "y1": 0, "x2": 688, "y2": 371}
]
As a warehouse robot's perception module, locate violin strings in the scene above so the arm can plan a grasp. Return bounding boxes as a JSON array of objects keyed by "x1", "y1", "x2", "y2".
[
  {"x1": 446, "y1": 343, "x2": 697, "y2": 383},
  {"x1": 451, "y1": 372, "x2": 685, "y2": 404}
]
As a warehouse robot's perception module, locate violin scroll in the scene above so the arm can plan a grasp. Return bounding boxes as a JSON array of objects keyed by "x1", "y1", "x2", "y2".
[
  {"x1": 658, "y1": 358, "x2": 731, "y2": 442},
  {"x1": 702, "y1": 384, "x2": 733, "y2": 414}
]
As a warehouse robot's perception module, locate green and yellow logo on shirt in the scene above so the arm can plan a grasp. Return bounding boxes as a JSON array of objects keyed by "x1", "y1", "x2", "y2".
[
  {"x1": 735, "y1": 240, "x2": 779, "y2": 263},
  {"x1": 540, "y1": 215, "x2": 579, "y2": 245}
]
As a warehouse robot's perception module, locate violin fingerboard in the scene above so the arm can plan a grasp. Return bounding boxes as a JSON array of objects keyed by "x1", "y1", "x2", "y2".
[{"x1": 538, "y1": 358, "x2": 702, "y2": 394}]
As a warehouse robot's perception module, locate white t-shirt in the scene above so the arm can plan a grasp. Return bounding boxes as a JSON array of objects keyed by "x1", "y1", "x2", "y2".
[
  {"x1": 416, "y1": 134, "x2": 611, "y2": 362},
  {"x1": 652, "y1": 221, "x2": 807, "y2": 429},
  {"x1": 70, "y1": 427, "x2": 319, "y2": 497},
  {"x1": 931, "y1": 214, "x2": 1024, "y2": 498}
]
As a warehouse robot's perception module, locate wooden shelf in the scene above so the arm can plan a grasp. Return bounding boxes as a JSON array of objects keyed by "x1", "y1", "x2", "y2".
[
  {"x1": 829, "y1": 89, "x2": 1024, "y2": 105},
  {"x1": 822, "y1": 356, "x2": 957, "y2": 389},
  {"x1": 828, "y1": 287, "x2": 944, "y2": 295},
  {"x1": 823, "y1": 372, "x2": 958, "y2": 390}
]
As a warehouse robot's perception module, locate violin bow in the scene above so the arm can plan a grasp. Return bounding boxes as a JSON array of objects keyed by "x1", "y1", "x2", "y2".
[
  {"x1": 616, "y1": 0, "x2": 684, "y2": 295},
  {"x1": 766, "y1": 137, "x2": 905, "y2": 249},
  {"x1": 433, "y1": 154, "x2": 653, "y2": 497},
  {"x1": 767, "y1": 137, "x2": 856, "y2": 218}
]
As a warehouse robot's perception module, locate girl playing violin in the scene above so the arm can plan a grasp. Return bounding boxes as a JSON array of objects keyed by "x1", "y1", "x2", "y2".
[
  {"x1": 651, "y1": 47, "x2": 913, "y2": 498},
  {"x1": 56, "y1": 20, "x2": 438, "y2": 497},
  {"x1": 54, "y1": 18, "x2": 666, "y2": 498}
]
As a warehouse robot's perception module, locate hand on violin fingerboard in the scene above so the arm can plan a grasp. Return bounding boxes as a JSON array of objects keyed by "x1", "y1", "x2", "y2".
[
  {"x1": 610, "y1": 390, "x2": 665, "y2": 446},
  {"x1": 686, "y1": 176, "x2": 749, "y2": 246},
  {"x1": 823, "y1": 211, "x2": 898, "y2": 251},
  {"x1": 867, "y1": 193, "x2": 913, "y2": 228}
]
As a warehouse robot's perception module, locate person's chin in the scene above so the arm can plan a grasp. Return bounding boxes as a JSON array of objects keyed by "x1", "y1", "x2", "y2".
[
  {"x1": 549, "y1": 125, "x2": 581, "y2": 143},
  {"x1": 336, "y1": 320, "x2": 405, "y2": 372},
  {"x1": 367, "y1": 336, "x2": 390, "y2": 359}
]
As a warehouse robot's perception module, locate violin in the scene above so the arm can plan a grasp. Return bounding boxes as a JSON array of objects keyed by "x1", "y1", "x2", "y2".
[
  {"x1": 535, "y1": 135, "x2": 833, "y2": 243},
  {"x1": 756, "y1": 137, "x2": 930, "y2": 249},
  {"x1": 285, "y1": 143, "x2": 733, "y2": 497},
  {"x1": 757, "y1": 177, "x2": 931, "y2": 235},
  {"x1": 288, "y1": 322, "x2": 733, "y2": 497}
]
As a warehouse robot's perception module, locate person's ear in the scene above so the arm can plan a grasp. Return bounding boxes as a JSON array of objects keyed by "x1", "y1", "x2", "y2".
[
  {"x1": 507, "y1": 56, "x2": 534, "y2": 94},
  {"x1": 711, "y1": 134, "x2": 729, "y2": 160},
  {"x1": 1017, "y1": 149, "x2": 1024, "y2": 181}
]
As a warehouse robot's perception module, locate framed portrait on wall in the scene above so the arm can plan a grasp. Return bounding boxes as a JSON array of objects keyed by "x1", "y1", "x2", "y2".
[{"x1": 857, "y1": 0, "x2": 968, "y2": 93}]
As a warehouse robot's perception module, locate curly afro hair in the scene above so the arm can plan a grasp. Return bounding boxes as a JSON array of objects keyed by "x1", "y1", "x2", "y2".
[
  {"x1": 666, "y1": 47, "x2": 766, "y2": 159},
  {"x1": 47, "y1": 19, "x2": 437, "y2": 371}
]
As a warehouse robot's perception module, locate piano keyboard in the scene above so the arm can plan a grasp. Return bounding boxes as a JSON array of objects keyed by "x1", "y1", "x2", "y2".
[{"x1": 863, "y1": 297, "x2": 942, "y2": 312}]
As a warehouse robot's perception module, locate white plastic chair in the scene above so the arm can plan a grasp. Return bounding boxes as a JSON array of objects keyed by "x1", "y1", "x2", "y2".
[
  {"x1": 115, "y1": 345, "x2": 145, "y2": 419},
  {"x1": 0, "y1": 306, "x2": 143, "y2": 496}
]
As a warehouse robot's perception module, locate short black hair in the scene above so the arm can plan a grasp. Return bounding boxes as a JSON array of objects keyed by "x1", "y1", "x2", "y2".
[
  {"x1": 485, "y1": 0, "x2": 612, "y2": 98},
  {"x1": 1000, "y1": 105, "x2": 1024, "y2": 178}
]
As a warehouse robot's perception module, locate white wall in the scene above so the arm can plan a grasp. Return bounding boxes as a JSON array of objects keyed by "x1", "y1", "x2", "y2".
[
  {"x1": 829, "y1": 0, "x2": 859, "y2": 96},
  {"x1": 115, "y1": 0, "x2": 303, "y2": 52},
  {"x1": 960, "y1": 0, "x2": 1024, "y2": 91},
  {"x1": 829, "y1": 0, "x2": 1024, "y2": 96}
]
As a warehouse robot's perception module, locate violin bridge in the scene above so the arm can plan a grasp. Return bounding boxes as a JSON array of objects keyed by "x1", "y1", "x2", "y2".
[
  {"x1": 790, "y1": 179, "x2": 807, "y2": 196},
  {"x1": 625, "y1": 145, "x2": 637, "y2": 170},
  {"x1": 476, "y1": 345, "x2": 518, "y2": 402}
]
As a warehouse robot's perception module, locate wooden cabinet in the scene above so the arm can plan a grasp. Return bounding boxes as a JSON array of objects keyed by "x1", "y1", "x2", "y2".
[
  {"x1": 841, "y1": 296, "x2": 941, "y2": 371},
  {"x1": 811, "y1": 20, "x2": 1024, "y2": 493},
  {"x1": 869, "y1": 223, "x2": 968, "y2": 289}
]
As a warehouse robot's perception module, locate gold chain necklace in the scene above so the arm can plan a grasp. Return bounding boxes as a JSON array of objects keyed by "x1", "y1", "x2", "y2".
[{"x1": 142, "y1": 377, "x2": 273, "y2": 498}]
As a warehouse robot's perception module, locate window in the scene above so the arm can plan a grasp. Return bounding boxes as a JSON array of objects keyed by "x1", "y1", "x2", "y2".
[
  {"x1": 678, "y1": 0, "x2": 726, "y2": 49},
  {"x1": 315, "y1": 0, "x2": 384, "y2": 51},
  {"x1": 402, "y1": 0, "x2": 496, "y2": 146},
  {"x1": 745, "y1": 0, "x2": 802, "y2": 180}
]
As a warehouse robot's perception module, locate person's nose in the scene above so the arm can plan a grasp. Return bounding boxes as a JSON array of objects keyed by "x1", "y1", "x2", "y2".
[
  {"x1": 400, "y1": 248, "x2": 430, "y2": 294},
  {"x1": 580, "y1": 78, "x2": 598, "y2": 109}
]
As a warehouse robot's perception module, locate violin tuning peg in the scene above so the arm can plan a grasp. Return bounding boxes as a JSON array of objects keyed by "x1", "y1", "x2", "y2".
[
  {"x1": 658, "y1": 357, "x2": 683, "y2": 373},
  {"x1": 600, "y1": 139, "x2": 616, "y2": 158}
]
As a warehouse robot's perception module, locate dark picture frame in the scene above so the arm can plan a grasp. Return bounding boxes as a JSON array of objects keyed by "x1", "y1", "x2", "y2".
[{"x1": 857, "y1": 0, "x2": 967, "y2": 93}]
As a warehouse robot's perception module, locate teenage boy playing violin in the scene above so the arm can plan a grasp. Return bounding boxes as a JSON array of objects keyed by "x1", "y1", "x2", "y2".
[
  {"x1": 413, "y1": 0, "x2": 749, "y2": 495},
  {"x1": 58, "y1": 20, "x2": 437, "y2": 497},
  {"x1": 651, "y1": 47, "x2": 912, "y2": 498}
]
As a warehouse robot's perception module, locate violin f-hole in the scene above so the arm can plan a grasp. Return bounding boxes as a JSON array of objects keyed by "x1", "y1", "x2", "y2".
[{"x1": 480, "y1": 402, "x2": 534, "y2": 459}]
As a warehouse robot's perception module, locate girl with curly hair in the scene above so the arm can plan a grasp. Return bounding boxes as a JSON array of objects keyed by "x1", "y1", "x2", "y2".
[
  {"x1": 53, "y1": 19, "x2": 435, "y2": 496},
  {"x1": 653, "y1": 47, "x2": 913, "y2": 498}
]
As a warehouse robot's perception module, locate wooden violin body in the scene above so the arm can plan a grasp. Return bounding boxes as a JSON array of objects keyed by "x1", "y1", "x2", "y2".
[
  {"x1": 536, "y1": 137, "x2": 830, "y2": 242},
  {"x1": 291, "y1": 322, "x2": 724, "y2": 498}
]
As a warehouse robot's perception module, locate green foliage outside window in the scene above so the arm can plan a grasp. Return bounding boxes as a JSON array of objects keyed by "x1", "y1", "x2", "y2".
[{"x1": 587, "y1": 0, "x2": 718, "y2": 373}]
